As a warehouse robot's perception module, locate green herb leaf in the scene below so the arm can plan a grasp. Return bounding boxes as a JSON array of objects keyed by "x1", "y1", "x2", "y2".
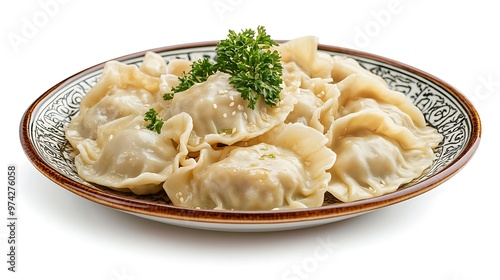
[
  {"x1": 163, "y1": 92, "x2": 174, "y2": 100},
  {"x1": 217, "y1": 128, "x2": 234, "y2": 135},
  {"x1": 259, "y1": 153, "x2": 277, "y2": 160},
  {"x1": 216, "y1": 25, "x2": 283, "y2": 109},
  {"x1": 144, "y1": 108, "x2": 164, "y2": 134},
  {"x1": 169, "y1": 57, "x2": 217, "y2": 95},
  {"x1": 164, "y1": 26, "x2": 283, "y2": 109}
]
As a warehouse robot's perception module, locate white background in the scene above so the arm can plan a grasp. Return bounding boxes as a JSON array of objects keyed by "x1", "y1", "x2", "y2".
[{"x1": 1, "y1": 0, "x2": 498, "y2": 279}]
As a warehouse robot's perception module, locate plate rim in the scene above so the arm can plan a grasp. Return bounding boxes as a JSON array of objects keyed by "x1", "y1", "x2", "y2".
[{"x1": 19, "y1": 41, "x2": 482, "y2": 226}]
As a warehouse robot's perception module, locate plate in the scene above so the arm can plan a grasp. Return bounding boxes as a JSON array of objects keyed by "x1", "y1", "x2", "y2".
[{"x1": 19, "y1": 42, "x2": 481, "y2": 232}]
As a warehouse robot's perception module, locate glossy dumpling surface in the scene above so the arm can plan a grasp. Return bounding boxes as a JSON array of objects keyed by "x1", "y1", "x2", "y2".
[
  {"x1": 163, "y1": 123, "x2": 336, "y2": 210},
  {"x1": 161, "y1": 71, "x2": 296, "y2": 150},
  {"x1": 327, "y1": 109, "x2": 436, "y2": 202},
  {"x1": 65, "y1": 60, "x2": 161, "y2": 148},
  {"x1": 74, "y1": 113, "x2": 193, "y2": 195}
]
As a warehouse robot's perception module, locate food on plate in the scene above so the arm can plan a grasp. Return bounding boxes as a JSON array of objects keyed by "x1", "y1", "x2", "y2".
[{"x1": 65, "y1": 26, "x2": 443, "y2": 210}]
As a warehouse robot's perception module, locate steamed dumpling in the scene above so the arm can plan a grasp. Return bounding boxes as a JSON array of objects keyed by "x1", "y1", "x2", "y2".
[
  {"x1": 77, "y1": 61, "x2": 160, "y2": 110},
  {"x1": 68, "y1": 87, "x2": 156, "y2": 142},
  {"x1": 325, "y1": 54, "x2": 442, "y2": 202},
  {"x1": 327, "y1": 109, "x2": 436, "y2": 202},
  {"x1": 75, "y1": 128, "x2": 176, "y2": 194},
  {"x1": 163, "y1": 123, "x2": 336, "y2": 210},
  {"x1": 282, "y1": 61, "x2": 340, "y2": 133},
  {"x1": 186, "y1": 144, "x2": 318, "y2": 210},
  {"x1": 65, "y1": 60, "x2": 161, "y2": 148},
  {"x1": 275, "y1": 36, "x2": 333, "y2": 79},
  {"x1": 330, "y1": 55, "x2": 387, "y2": 84},
  {"x1": 74, "y1": 113, "x2": 193, "y2": 195},
  {"x1": 139, "y1": 51, "x2": 167, "y2": 77},
  {"x1": 335, "y1": 74, "x2": 443, "y2": 147},
  {"x1": 161, "y1": 71, "x2": 296, "y2": 150}
]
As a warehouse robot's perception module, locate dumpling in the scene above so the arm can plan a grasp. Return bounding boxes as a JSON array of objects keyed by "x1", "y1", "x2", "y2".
[
  {"x1": 163, "y1": 122, "x2": 336, "y2": 210},
  {"x1": 161, "y1": 71, "x2": 296, "y2": 150},
  {"x1": 66, "y1": 87, "x2": 156, "y2": 144},
  {"x1": 158, "y1": 59, "x2": 193, "y2": 94},
  {"x1": 181, "y1": 144, "x2": 319, "y2": 210},
  {"x1": 330, "y1": 55, "x2": 387, "y2": 84},
  {"x1": 73, "y1": 115, "x2": 143, "y2": 165},
  {"x1": 77, "y1": 60, "x2": 160, "y2": 110},
  {"x1": 276, "y1": 36, "x2": 333, "y2": 79},
  {"x1": 285, "y1": 88, "x2": 324, "y2": 127},
  {"x1": 282, "y1": 61, "x2": 340, "y2": 133},
  {"x1": 65, "y1": 60, "x2": 161, "y2": 148},
  {"x1": 335, "y1": 74, "x2": 443, "y2": 147},
  {"x1": 75, "y1": 129, "x2": 176, "y2": 194},
  {"x1": 74, "y1": 113, "x2": 193, "y2": 195},
  {"x1": 166, "y1": 58, "x2": 192, "y2": 77},
  {"x1": 326, "y1": 108, "x2": 436, "y2": 202},
  {"x1": 139, "y1": 51, "x2": 167, "y2": 77}
]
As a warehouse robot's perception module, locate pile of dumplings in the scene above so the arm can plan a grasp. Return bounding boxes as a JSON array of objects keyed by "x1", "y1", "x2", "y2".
[{"x1": 65, "y1": 36, "x2": 443, "y2": 211}]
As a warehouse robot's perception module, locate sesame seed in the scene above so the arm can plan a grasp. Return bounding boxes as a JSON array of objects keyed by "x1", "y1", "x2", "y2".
[
  {"x1": 237, "y1": 104, "x2": 243, "y2": 111},
  {"x1": 231, "y1": 111, "x2": 236, "y2": 116},
  {"x1": 229, "y1": 102, "x2": 235, "y2": 107},
  {"x1": 213, "y1": 103, "x2": 218, "y2": 109},
  {"x1": 243, "y1": 112, "x2": 248, "y2": 120},
  {"x1": 229, "y1": 95, "x2": 234, "y2": 101},
  {"x1": 232, "y1": 127, "x2": 236, "y2": 134},
  {"x1": 223, "y1": 113, "x2": 227, "y2": 118},
  {"x1": 260, "y1": 111, "x2": 269, "y2": 121}
]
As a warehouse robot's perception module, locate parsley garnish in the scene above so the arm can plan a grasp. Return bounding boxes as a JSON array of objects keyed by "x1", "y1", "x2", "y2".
[
  {"x1": 167, "y1": 57, "x2": 218, "y2": 98},
  {"x1": 165, "y1": 26, "x2": 283, "y2": 109},
  {"x1": 144, "y1": 108, "x2": 164, "y2": 134},
  {"x1": 217, "y1": 128, "x2": 234, "y2": 135},
  {"x1": 259, "y1": 154, "x2": 277, "y2": 160},
  {"x1": 216, "y1": 26, "x2": 283, "y2": 109}
]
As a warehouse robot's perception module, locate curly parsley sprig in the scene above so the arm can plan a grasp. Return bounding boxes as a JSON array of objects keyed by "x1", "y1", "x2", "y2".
[
  {"x1": 144, "y1": 108, "x2": 164, "y2": 134},
  {"x1": 164, "y1": 26, "x2": 283, "y2": 109},
  {"x1": 167, "y1": 57, "x2": 218, "y2": 98}
]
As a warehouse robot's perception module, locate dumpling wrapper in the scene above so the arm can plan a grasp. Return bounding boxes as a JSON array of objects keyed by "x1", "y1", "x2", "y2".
[
  {"x1": 275, "y1": 36, "x2": 333, "y2": 79},
  {"x1": 282, "y1": 62, "x2": 340, "y2": 133},
  {"x1": 74, "y1": 113, "x2": 193, "y2": 195},
  {"x1": 163, "y1": 122, "x2": 336, "y2": 210},
  {"x1": 65, "y1": 59, "x2": 161, "y2": 148},
  {"x1": 327, "y1": 108, "x2": 437, "y2": 202},
  {"x1": 335, "y1": 73, "x2": 443, "y2": 147},
  {"x1": 161, "y1": 71, "x2": 297, "y2": 150}
]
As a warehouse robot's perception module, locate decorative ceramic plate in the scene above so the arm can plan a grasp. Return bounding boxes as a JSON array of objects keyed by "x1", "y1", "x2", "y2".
[{"x1": 20, "y1": 42, "x2": 481, "y2": 232}]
